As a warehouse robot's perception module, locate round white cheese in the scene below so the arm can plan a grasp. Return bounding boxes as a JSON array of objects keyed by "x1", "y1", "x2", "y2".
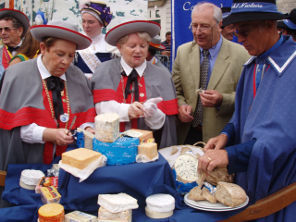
[
  {"x1": 145, "y1": 207, "x2": 173, "y2": 219},
  {"x1": 20, "y1": 169, "x2": 45, "y2": 189},
  {"x1": 146, "y1": 193, "x2": 175, "y2": 213}
]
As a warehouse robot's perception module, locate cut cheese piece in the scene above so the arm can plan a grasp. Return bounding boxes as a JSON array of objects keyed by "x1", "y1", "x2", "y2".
[
  {"x1": 38, "y1": 203, "x2": 64, "y2": 222},
  {"x1": 214, "y1": 182, "x2": 247, "y2": 207},
  {"x1": 123, "y1": 129, "x2": 153, "y2": 143},
  {"x1": 97, "y1": 193, "x2": 138, "y2": 213},
  {"x1": 98, "y1": 206, "x2": 131, "y2": 222},
  {"x1": 65, "y1": 210, "x2": 97, "y2": 222},
  {"x1": 146, "y1": 193, "x2": 175, "y2": 213},
  {"x1": 174, "y1": 154, "x2": 198, "y2": 183},
  {"x1": 62, "y1": 148, "x2": 101, "y2": 169},
  {"x1": 138, "y1": 142, "x2": 158, "y2": 160},
  {"x1": 95, "y1": 113, "x2": 120, "y2": 142},
  {"x1": 84, "y1": 130, "x2": 95, "y2": 150}
]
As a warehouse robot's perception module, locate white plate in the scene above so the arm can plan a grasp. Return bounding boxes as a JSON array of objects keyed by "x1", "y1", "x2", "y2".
[
  {"x1": 184, "y1": 193, "x2": 249, "y2": 212},
  {"x1": 159, "y1": 145, "x2": 204, "y2": 168}
]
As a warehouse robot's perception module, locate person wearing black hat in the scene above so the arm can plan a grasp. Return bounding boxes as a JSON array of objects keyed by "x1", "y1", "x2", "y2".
[
  {"x1": 0, "y1": 20, "x2": 96, "y2": 171},
  {"x1": 221, "y1": 7, "x2": 237, "y2": 42},
  {"x1": 199, "y1": 0, "x2": 296, "y2": 220},
  {"x1": 172, "y1": 2, "x2": 249, "y2": 145},
  {"x1": 92, "y1": 20, "x2": 178, "y2": 148},
  {"x1": 75, "y1": 0, "x2": 114, "y2": 78},
  {"x1": 277, "y1": 9, "x2": 296, "y2": 41},
  {"x1": 0, "y1": 8, "x2": 29, "y2": 69}
]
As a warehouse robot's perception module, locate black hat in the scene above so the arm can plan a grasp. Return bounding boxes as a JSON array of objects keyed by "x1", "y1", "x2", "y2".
[
  {"x1": 0, "y1": 8, "x2": 29, "y2": 34},
  {"x1": 223, "y1": 0, "x2": 288, "y2": 26}
]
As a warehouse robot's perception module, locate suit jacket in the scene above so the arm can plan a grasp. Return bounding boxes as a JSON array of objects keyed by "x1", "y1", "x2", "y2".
[{"x1": 172, "y1": 37, "x2": 250, "y2": 143}]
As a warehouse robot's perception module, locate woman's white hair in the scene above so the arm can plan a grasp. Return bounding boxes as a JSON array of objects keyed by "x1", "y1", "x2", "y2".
[{"x1": 117, "y1": 32, "x2": 151, "y2": 46}]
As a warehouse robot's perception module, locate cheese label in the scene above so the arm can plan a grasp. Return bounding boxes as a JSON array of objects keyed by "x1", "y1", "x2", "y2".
[{"x1": 122, "y1": 130, "x2": 143, "y2": 138}]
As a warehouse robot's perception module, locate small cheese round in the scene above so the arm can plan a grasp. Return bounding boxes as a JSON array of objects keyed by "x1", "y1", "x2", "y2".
[
  {"x1": 38, "y1": 203, "x2": 64, "y2": 222},
  {"x1": 145, "y1": 207, "x2": 173, "y2": 219},
  {"x1": 146, "y1": 194, "x2": 175, "y2": 213},
  {"x1": 19, "y1": 169, "x2": 45, "y2": 190}
]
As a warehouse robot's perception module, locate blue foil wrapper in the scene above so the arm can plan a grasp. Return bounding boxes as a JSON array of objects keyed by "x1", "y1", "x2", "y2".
[
  {"x1": 172, "y1": 169, "x2": 215, "y2": 194},
  {"x1": 76, "y1": 131, "x2": 84, "y2": 148},
  {"x1": 93, "y1": 136, "x2": 139, "y2": 165}
]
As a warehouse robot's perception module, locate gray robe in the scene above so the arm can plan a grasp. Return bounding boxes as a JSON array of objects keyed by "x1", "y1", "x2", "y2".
[
  {"x1": 91, "y1": 58, "x2": 177, "y2": 148},
  {"x1": 0, "y1": 58, "x2": 95, "y2": 170}
]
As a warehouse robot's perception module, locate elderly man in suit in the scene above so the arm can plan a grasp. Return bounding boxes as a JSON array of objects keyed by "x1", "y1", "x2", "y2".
[{"x1": 172, "y1": 2, "x2": 250, "y2": 144}]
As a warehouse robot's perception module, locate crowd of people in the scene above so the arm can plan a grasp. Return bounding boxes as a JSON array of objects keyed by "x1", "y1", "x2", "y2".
[{"x1": 1, "y1": 0, "x2": 296, "y2": 219}]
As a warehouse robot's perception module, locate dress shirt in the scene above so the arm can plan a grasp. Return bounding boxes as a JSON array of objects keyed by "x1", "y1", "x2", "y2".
[{"x1": 200, "y1": 35, "x2": 222, "y2": 85}]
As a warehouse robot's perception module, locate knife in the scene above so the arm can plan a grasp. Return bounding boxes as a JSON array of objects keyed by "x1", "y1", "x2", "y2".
[{"x1": 68, "y1": 116, "x2": 77, "y2": 134}]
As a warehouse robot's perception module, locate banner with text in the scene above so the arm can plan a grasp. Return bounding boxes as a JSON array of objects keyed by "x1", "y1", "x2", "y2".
[{"x1": 172, "y1": 0, "x2": 232, "y2": 63}]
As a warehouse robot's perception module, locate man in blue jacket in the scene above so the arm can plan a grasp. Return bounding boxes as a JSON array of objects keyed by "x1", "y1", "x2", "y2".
[{"x1": 199, "y1": 0, "x2": 296, "y2": 221}]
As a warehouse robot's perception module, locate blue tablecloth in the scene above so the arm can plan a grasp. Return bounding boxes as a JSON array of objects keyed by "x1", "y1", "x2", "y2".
[{"x1": 0, "y1": 156, "x2": 244, "y2": 221}]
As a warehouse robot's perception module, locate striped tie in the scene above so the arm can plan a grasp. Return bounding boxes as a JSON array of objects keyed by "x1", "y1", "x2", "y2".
[{"x1": 193, "y1": 50, "x2": 210, "y2": 127}]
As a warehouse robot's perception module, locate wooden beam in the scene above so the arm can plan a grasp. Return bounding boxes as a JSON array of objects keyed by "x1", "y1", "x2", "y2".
[{"x1": 9, "y1": 0, "x2": 14, "y2": 9}]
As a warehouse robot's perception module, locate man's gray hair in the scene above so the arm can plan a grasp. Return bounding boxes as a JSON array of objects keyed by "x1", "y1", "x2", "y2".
[{"x1": 191, "y1": 2, "x2": 222, "y2": 24}]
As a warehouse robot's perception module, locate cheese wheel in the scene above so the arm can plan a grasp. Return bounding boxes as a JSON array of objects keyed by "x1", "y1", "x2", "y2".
[
  {"x1": 38, "y1": 203, "x2": 64, "y2": 222},
  {"x1": 62, "y1": 148, "x2": 101, "y2": 169},
  {"x1": 174, "y1": 154, "x2": 198, "y2": 183},
  {"x1": 145, "y1": 207, "x2": 173, "y2": 219},
  {"x1": 146, "y1": 193, "x2": 175, "y2": 213},
  {"x1": 19, "y1": 169, "x2": 45, "y2": 190},
  {"x1": 95, "y1": 113, "x2": 120, "y2": 142}
]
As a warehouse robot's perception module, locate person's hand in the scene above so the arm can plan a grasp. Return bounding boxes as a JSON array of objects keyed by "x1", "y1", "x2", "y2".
[
  {"x1": 178, "y1": 104, "x2": 194, "y2": 122},
  {"x1": 198, "y1": 149, "x2": 229, "y2": 172},
  {"x1": 143, "y1": 97, "x2": 163, "y2": 118},
  {"x1": 128, "y1": 101, "x2": 144, "y2": 119},
  {"x1": 204, "y1": 134, "x2": 228, "y2": 151},
  {"x1": 43, "y1": 128, "x2": 74, "y2": 146},
  {"x1": 199, "y1": 90, "x2": 223, "y2": 107}
]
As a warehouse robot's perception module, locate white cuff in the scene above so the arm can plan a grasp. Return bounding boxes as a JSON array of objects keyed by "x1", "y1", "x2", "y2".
[
  {"x1": 20, "y1": 123, "x2": 46, "y2": 144},
  {"x1": 95, "y1": 101, "x2": 130, "y2": 122}
]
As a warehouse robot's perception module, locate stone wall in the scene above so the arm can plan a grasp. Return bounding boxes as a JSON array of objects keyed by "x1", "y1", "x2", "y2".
[{"x1": 277, "y1": 0, "x2": 296, "y2": 13}]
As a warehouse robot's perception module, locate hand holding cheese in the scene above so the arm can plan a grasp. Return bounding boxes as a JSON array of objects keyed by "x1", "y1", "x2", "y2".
[{"x1": 143, "y1": 97, "x2": 165, "y2": 130}]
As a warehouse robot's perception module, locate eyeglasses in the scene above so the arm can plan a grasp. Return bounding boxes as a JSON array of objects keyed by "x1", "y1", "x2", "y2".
[
  {"x1": 0, "y1": 27, "x2": 16, "y2": 33},
  {"x1": 190, "y1": 23, "x2": 212, "y2": 32}
]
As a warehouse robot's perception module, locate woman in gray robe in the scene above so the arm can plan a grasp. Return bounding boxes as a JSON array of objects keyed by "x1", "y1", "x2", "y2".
[{"x1": 92, "y1": 20, "x2": 178, "y2": 148}]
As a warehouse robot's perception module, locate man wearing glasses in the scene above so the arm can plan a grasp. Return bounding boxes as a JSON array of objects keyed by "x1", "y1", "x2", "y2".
[
  {"x1": 199, "y1": 0, "x2": 296, "y2": 219},
  {"x1": 172, "y1": 2, "x2": 249, "y2": 145},
  {"x1": 0, "y1": 8, "x2": 29, "y2": 69}
]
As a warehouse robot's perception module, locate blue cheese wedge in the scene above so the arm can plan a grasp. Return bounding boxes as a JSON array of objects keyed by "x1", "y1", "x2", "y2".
[{"x1": 174, "y1": 154, "x2": 198, "y2": 183}]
